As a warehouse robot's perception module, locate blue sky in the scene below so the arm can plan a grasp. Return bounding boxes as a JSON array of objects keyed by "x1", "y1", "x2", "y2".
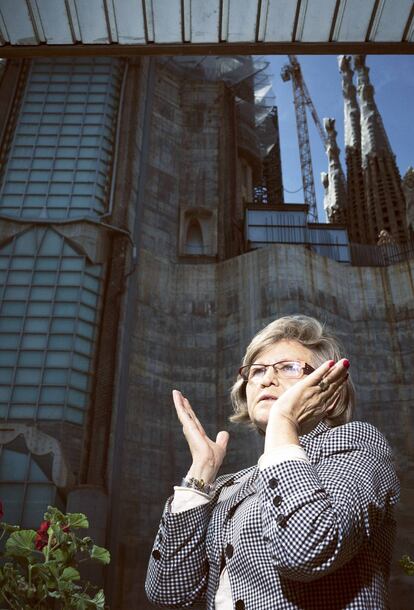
[{"x1": 265, "y1": 55, "x2": 414, "y2": 221}]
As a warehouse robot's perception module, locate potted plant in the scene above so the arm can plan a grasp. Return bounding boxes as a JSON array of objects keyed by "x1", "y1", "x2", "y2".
[{"x1": 0, "y1": 501, "x2": 110, "y2": 609}]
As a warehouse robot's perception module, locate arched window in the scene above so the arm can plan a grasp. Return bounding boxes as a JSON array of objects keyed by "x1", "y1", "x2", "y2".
[{"x1": 185, "y1": 219, "x2": 204, "y2": 255}]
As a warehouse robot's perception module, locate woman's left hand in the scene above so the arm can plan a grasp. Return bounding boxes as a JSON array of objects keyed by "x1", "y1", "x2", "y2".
[{"x1": 267, "y1": 359, "x2": 349, "y2": 439}]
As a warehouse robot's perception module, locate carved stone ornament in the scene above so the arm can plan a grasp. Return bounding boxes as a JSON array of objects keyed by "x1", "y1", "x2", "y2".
[{"x1": 0, "y1": 423, "x2": 74, "y2": 489}]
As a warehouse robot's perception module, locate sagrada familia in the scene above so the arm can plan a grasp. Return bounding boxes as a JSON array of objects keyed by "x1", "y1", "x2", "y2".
[{"x1": 0, "y1": 54, "x2": 412, "y2": 609}]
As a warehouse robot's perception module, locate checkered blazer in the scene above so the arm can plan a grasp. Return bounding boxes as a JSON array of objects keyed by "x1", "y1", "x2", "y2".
[{"x1": 146, "y1": 421, "x2": 400, "y2": 610}]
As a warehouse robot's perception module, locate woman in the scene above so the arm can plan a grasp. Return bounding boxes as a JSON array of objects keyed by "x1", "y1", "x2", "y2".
[{"x1": 146, "y1": 315, "x2": 399, "y2": 610}]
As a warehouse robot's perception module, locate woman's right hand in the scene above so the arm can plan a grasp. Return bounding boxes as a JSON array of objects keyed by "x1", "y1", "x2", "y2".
[{"x1": 172, "y1": 389, "x2": 229, "y2": 484}]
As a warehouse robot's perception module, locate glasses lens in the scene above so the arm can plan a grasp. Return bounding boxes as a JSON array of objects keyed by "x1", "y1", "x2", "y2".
[
  {"x1": 276, "y1": 361, "x2": 302, "y2": 378},
  {"x1": 248, "y1": 365, "x2": 266, "y2": 382}
]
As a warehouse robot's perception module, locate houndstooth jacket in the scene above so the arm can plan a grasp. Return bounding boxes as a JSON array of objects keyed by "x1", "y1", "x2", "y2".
[{"x1": 146, "y1": 420, "x2": 400, "y2": 610}]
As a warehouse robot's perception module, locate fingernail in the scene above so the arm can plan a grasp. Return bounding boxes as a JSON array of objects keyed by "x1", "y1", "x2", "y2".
[
  {"x1": 328, "y1": 360, "x2": 335, "y2": 367},
  {"x1": 343, "y1": 359, "x2": 350, "y2": 368}
]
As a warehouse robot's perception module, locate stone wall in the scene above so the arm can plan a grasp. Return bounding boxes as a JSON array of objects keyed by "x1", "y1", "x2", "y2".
[{"x1": 111, "y1": 243, "x2": 414, "y2": 609}]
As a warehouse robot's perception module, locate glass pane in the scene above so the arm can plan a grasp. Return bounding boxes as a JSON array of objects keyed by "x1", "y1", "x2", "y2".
[
  {"x1": 45, "y1": 352, "x2": 71, "y2": 367},
  {"x1": 37, "y1": 405, "x2": 63, "y2": 419},
  {"x1": 0, "y1": 449, "x2": 28, "y2": 481},
  {"x1": 28, "y1": 458, "x2": 51, "y2": 482},
  {"x1": 18, "y1": 351, "x2": 43, "y2": 366},
  {"x1": 9, "y1": 405, "x2": 36, "y2": 418},
  {"x1": 65, "y1": 406, "x2": 84, "y2": 424},
  {"x1": 21, "y1": 335, "x2": 48, "y2": 349},
  {"x1": 15, "y1": 369, "x2": 42, "y2": 384},
  {"x1": 22, "y1": 484, "x2": 55, "y2": 529},
  {"x1": 0, "y1": 484, "x2": 25, "y2": 525},
  {"x1": 40, "y1": 387, "x2": 66, "y2": 403},
  {"x1": 12, "y1": 386, "x2": 38, "y2": 402},
  {"x1": 43, "y1": 369, "x2": 68, "y2": 384},
  {"x1": 24, "y1": 318, "x2": 49, "y2": 332}
]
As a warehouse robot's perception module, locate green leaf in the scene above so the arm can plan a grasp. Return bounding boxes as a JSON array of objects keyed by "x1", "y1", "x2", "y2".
[
  {"x1": 91, "y1": 589, "x2": 105, "y2": 609},
  {"x1": 61, "y1": 567, "x2": 80, "y2": 581},
  {"x1": 400, "y1": 554, "x2": 414, "y2": 576},
  {"x1": 5, "y1": 530, "x2": 36, "y2": 558},
  {"x1": 90, "y1": 545, "x2": 110, "y2": 565},
  {"x1": 67, "y1": 513, "x2": 89, "y2": 529}
]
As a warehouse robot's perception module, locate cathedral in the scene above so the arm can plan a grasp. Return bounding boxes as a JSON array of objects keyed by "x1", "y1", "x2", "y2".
[{"x1": 0, "y1": 54, "x2": 412, "y2": 609}]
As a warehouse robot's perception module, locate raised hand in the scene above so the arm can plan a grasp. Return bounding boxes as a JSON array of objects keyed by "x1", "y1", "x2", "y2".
[
  {"x1": 265, "y1": 359, "x2": 349, "y2": 452},
  {"x1": 172, "y1": 389, "x2": 229, "y2": 484}
]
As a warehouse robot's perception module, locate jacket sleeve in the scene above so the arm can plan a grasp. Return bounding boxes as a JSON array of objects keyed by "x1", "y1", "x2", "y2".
[
  {"x1": 145, "y1": 495, "x2": 215, "y2": 608},
  {"x1": 255, "y1": 421, "x2": 400, "y2": 582}
]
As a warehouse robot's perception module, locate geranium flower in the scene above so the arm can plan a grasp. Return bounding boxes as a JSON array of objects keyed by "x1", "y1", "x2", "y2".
[{"x1": 35, "y1": 520, "x2": 51, "y2": 550}]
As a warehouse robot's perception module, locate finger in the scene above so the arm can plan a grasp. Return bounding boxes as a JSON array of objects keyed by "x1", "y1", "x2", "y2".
[
  {"x1": 216, "y1": 430, "x2": 230, "y2": 452},
  {"x1": 182, "y1": 396, "x2": 206, "y2": 436},
  {"x1": 322, "y1": 359, "x2": 350, "y2": 383},
  {"x1": 303, "y1": 360, "x2": 336, "y2": 386},
  {"x1": 172, "y1": 390, "x2": 198, "y2": 429}
]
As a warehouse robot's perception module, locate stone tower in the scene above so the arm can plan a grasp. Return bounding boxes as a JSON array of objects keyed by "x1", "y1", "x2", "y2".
[
  {"x1": 321, "y1": 117, "x2": 347, "y2": 224},
  {"x1": 338, "y1": 55, "x2": 366, "y2": 243},
  {"x1": 354, "y1": 55, "x2": 409, "y2": 244}
]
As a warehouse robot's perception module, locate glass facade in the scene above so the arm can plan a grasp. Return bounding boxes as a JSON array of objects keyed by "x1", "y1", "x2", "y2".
[
  {"x1": 0, "y1": 57, "x2": 123, "y2": 525},
  {"x1": 0, "y1": 227, "x2": 102, "y2": 424},
  {"x1": 0, "y1": 57, "x2": 123, "y2": 219}
]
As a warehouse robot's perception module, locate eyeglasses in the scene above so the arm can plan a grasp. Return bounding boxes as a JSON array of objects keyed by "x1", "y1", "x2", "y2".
[{"x1": 239, "y1": 360, "x2": 315, "y2": 384}]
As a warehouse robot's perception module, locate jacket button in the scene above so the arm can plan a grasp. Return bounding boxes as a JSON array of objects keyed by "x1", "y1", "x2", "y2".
[
  {"x1": 235, "y1": 600, "x2": 245, "y2": 610},
  {"x1": 273, "y1": 495, "x2": 282, "y2": 507},
  {"x1": 152, "y1": 549, "x2": 161, "y2": 560},
  {"x1": 225, "y1": 543, "x2": 234, "y2": 558},
  {"x1": 269, "y1": 477, "x2": 278, "y2": 489},
  {"x1": 276, "y1": 514, "x2": 286, "y2": 526}
]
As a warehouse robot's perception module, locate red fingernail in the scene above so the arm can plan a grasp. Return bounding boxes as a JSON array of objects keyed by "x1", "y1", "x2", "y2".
[
  {"x1": 328, "y1": 360, "x2": 335, "y2": 367},
  {"x1": 343, "y1": 359, "x2": 350, "y2": 368}
]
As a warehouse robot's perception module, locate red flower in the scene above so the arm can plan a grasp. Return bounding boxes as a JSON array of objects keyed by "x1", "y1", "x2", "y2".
[
  {"x1": 0, "y1": 501, "x2": 3, "y2": 521},
  {"x1": 35, "y1": 520, "x2": 51, "y2": 550}
]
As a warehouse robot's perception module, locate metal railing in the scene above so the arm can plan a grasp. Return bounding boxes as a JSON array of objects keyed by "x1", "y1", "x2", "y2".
[{"x1": 349, "y1": 240, "x2": 414, "y2": 267}]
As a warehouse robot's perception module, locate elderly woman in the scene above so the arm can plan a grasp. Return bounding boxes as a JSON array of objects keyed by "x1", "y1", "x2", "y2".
[{"x1": 146, "y1": 315, "x2": 399, "y2": 610}]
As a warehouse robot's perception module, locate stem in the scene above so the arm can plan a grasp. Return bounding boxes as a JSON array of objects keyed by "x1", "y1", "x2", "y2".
[
  {"x1": 45, "y1": 528, "x2": 53, "y2": 563},
  {"x1": 2, "y1": 590, "x2": 21, "y2": 610}
]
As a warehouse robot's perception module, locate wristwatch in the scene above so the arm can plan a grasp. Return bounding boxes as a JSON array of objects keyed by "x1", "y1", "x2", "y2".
[{"x1": 180, "y1": 476, "x2": 216, "y2": 495}]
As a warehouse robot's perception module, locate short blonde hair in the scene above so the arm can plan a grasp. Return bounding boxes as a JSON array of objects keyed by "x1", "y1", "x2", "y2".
[{"x1": 230, "y1": 315, "x2": 355, "y2": 433}]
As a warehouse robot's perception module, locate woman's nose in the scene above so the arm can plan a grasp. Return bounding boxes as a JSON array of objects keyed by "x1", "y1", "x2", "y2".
[{"x1": 260, "y1": 366, "x2": 280, "y2": 386}]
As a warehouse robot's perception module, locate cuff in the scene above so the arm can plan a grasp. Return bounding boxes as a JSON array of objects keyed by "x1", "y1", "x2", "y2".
[
  {"x1": 171, "y1": 486, "x2": 211, "y2": 513},
  {"x1": 258, "y1": 444, "x2": 309, "y2": 470}
]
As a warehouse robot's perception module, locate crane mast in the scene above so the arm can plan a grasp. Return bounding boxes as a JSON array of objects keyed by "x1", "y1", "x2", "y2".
[{"x1": 281, "y1": 55, "x2": 328, "y2": 223}]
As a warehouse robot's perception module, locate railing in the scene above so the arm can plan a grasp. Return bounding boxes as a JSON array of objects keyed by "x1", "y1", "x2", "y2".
[{"x1": 349, "y1": 240, "x2": 414, "y2": 267}]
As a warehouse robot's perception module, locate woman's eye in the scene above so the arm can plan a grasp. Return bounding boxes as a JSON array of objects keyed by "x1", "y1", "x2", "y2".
[
  {"x1": 280, "y1": 362, "x2": 300, "y2": 374},
  {"x1": 250, "y1": 366, "x2": 266, "y2": 378}
]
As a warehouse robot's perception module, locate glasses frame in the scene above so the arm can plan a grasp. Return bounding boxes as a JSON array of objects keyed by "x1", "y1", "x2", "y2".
[{"x1": 238, "y1": 360, "x2": 315, "y2": 383}]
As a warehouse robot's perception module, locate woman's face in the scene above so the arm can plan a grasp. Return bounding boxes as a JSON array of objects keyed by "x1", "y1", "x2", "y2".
[{"x1": 245, "y1": 339, "x2": 315, "y2": 432}]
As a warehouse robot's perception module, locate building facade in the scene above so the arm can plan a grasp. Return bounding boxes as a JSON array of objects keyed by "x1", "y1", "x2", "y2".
[{"x1": 0, "y1": 56, "x2": 413, "y2": 610}]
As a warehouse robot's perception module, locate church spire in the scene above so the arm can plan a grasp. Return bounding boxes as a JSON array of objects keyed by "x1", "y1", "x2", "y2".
[
  {"x1": 338, "y1": 55, "x2": 360, "y2": 151},
  {"x1": 354, "y1": 55, "x2": 392, "y2": 165},
  {"x1": 322, "y1": 118, "x2": 347, "y2": 224}
]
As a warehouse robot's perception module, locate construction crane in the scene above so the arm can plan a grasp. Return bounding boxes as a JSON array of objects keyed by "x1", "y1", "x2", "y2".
[{"x1": 281, "y1": 55, "x2": 328, "y2": 223}]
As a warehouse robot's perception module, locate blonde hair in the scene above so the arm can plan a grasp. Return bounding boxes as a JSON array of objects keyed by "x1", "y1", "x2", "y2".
[{"x1": 230, "y1": 315, "x2": 355, "y2": 433}]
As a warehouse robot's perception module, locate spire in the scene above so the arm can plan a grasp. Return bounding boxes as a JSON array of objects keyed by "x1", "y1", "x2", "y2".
[
  {"x1": 354, "y1": 55, "x2": 392, "y2": 165},
  {"x1": 338, "y1": 55, "x2": 360, "y2": 151},
  {"x1": 402, "y1": 167, "x2": 414, "y2": 235},
  {"x1": 353, "y1": 55, "x2": 409, "y2": 244},
  {"x1": 322, "y1": 118, "x2": 347, "y2": 224}
]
